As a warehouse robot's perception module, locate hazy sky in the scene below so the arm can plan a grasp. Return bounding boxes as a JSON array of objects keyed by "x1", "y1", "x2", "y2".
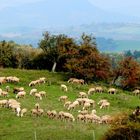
[
  {"x1": 0, "y1": 0, "x2": 140, "y2": 30},
  {"x1": 88, "y1": 0, "x2": 140, "y2": 17}
]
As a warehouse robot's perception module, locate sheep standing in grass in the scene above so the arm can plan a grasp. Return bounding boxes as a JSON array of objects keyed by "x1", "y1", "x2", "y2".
[
  {"x1": 35, "y1": 93, "x2": 42, "y2": 100},
  {"x1": 63, "y1": 112, "x2": 75, "y2": 122},
  {"x1": 1, "y1": 91, "x2": 8, "y2": 97},
  {"x1": 83, "y1": 102, "x2": 91, "y2": 110},
  {"x1": 133, "y1": 89, "x2": 140, "y2": 96},
  {"x1": 39, "y1": 91, "x2": 46, "y2": 98},
  {"x1": 0, "y1": 77, "x2": 6, "y2": 85},
  {"x1": 59, "y1": 96, "x2": 68, "y2": 102},
  {"x1": 108, "y1": 88, "x2": 117, "y2": 94},
  {"x1": 16, "y1": 91, "x2": 26, "y2": 99},
  {"x1": 95, "y1": 86, "x2": 103, "y2": 93},
  {"x1": 64, "y1": 101, "x2": 71, "y2": 108},
  {"x1": 20, "y1": 108, "x2": 27, "y2": 117},
  {"x1": 79, "y1": 92, "x2": 88, "y2": 98},
  {"x1": 13, "y1": 87, "x2": 24, "y2": 94},
  {"x1": 60, "y1": 84, "x2": 68, "y2": 92},
  {"x1": 100, "y1": 101, "x2": 110, "y2": 109},
  {"x1": 77, "y1": 114, "x2": 85, "y2": 122},
  {"x1": 30, "y1": 89, "x2": 37, "y2": 95},
  {"x1": 47, "y1": 110, "x2": 57, "y2": 119},
  {"x1": 0, "y1": 100, "x2": 8, "y2": 107},
  {"x1": 101, "y1": 115, "x2": 112, "y2": 124},
  {"x1": 88, "y1": 88, "x2": 96, "y2": 95}
]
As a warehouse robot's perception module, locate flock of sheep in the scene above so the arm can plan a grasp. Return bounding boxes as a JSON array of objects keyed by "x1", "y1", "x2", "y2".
[{"x1": 0, "y1": 76, "x2": 139, "y2": 125}]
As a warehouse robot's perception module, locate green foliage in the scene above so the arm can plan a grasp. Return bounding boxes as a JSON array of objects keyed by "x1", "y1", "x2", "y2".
[{"x1": 102, "y1": 113, "x2": 140, "y2": 140}]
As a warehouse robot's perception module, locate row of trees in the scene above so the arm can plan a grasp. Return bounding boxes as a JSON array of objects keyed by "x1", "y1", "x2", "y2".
[{"x1": 1, "y1": 33, "x2": 140, "y2": 89}]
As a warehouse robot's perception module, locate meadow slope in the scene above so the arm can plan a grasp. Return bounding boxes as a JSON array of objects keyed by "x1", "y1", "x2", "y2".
[{"x1": 0, "y1": 69, "x2": 139, "y2": 140}]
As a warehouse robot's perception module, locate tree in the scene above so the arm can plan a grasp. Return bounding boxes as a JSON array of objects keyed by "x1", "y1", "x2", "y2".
[
  {"x1": 0, "y1": 40, "x2": 17, "y2": 68},
  {"x1": 39, "y1": 32, "x2": 77, "y2": 72},
  {"x1": 65, "y1": 34, "x2": 111, "y2": 81},
  {"x1": 113, "y1": 57, "x2": 140, "y2": 89}
]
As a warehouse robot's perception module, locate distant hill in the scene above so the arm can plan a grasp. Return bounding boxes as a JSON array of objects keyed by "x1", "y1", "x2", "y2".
[{"x1": 1, "y1": 23, "x2": 140, "y2": 52}]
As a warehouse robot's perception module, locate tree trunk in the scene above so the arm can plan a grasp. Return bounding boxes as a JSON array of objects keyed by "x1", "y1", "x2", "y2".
[{"x1": 52, "y1": 62, "x2": 57, "y2": 72}]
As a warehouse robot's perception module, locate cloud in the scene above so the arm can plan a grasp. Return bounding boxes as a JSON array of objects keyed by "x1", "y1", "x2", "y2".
[
  {"x1": 1, "y1": 33, "x2": 22, "y2": 38},
  {"x1": 0, "y1": 0, "x2": 45, "y2": 11}
]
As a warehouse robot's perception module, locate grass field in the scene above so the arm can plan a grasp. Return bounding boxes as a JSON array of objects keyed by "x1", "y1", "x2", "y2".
[{"x1": 0, "y1": 69, "x2": 139, "y2": 140}]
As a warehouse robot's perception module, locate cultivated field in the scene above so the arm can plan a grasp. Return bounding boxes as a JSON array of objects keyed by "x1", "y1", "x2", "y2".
[{"x1": 0, "y1": 69, "x2": 139, "y2": 140}]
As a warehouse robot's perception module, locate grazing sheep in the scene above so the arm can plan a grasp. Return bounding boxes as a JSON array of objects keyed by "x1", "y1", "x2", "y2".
[
  {"x1": 98, "y1": 99, "x2": 108, "y2": 105},
  {"x1": 67, "y1": 78, "x2": 77, "y2": 83},
  {"x1": 101, "y1": 115, "x2": 112, "y2": 124},
  {"x1": 59, "y1": 96, "x2": 68, "y2": 102},
  {"x1": 88, "y1": 88, "x2": 96, "y2": 95},
  {"x1": 38, "y1": 77, "x2": 46, "y2": 84},
  {"x1": 0, "y1": 100, "x2": 8, "y2": 107},
  {"x1": 35, "y1": 93, "x2": 42, "y2": 100},
  {"x1": 78, "y1": 110, "x2": 88, "y2": 115},
  {"x1": 63, "y1": 112, "x2": 75, "y2": 122},
  {"x1": 95, "y1": 86, "x2": 103, "y2": 93},
  {"x1": 0, "y1": 77, "x2": 6, "y2": 85},
  {"x1": 60, "y1": 84, "x2": 68, "y2": 92},
  {"x1": 31, "y1": 109, "x2": 38, "y2": 116},
  {"x1": 16, "y1": 91, "x2": 26, "y2": 99},
  {"x1": 30, "y1": 88, "x2": 37, "y2": 95},
  {"x1": 20, "y1": 108, "x2": 27, "y2": 117},
  {"x1": 72, "y1": 79, "x2": 84, "y2": 85},
  {"x1": 39, "y1": 91, "x2": 46, "y2": 97},
  {"x1": 29, "y1": 81, "x2": 38, "y2": 87},
  {"x1": 133, "y1": 89, "x2": 140, "y2": 96},
  {"x1": 100, "y1": 101, "x2": 110, "y2": 109},
  {"x1": 108, "y1": 88, "x2": 117, "y2": 94},
  {"x1": 13, "y1": 87, "x2": 24, "y2": 94},
  {"x1": 58, "y1": 111, "x2": 65, "y2": 120},
  {"x1": 77, "y1": 114, "x2": 85, "y2": 122},
  {"x1": 1, "y1": 91, "x2": 8, "y2": 97},
  {"x1": 31, "y1": 108, "x2": 44, "y2": 116},
  {"x1": 47, "y1": 110, "x2": 57, "y2": 119},
  {"x1": 79, "y1": 92, "x2": 88, "y2": 98},
  {"x1": 64, "y1": 101, "x2": 72, "y2": 108},
  {"x1": 83, "y1": 102, "x2": 91, "y2": 110},
  {"x1": 35, "y1": 103, "x2": 40, "y2": 109}
]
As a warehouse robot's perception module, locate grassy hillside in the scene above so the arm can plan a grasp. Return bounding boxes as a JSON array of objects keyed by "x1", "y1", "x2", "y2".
[{"x1": 0, "y1": 69, "x2": 139, "y2": 140}]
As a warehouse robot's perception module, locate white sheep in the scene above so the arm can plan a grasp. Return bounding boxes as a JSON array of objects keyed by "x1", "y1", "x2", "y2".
[
  {"x1": 39, "y1": 91, "x2": 46, "y2": 97},
  {"x1": 35, "y1": 93, "x2": 42, "y2": 100},
  {"x1": 108, "y1": 88, "x2": 117, "y2": 94},
  {"x1": 0, "y1": 100, "x2": 8, "y2": 107},
  {"x1": 20, "y1": 108, "x2": 27, "y2": 117},
  {"x1": 1, "y1": 91, "x2": 8, "y2": 97},
  {"x1": 79, "y1": 92, "x2": 88, "y2": 98},
  {"x1": 64, "y1": 101, "x2": 72, "y2": 107},
  {"x1": 78, "y1": 110, "x2": 88, "y2": 115},
  {"x1": 63, "y1": 112, "x2": 75, "y2": 122},
  {"x1": 95, "y1": 86, "x2": 103, "y2": 93},
  {"x1": 100, "y1": 101, "x2": 110, "y2": 109},
  {"x1": 83, "y1": 102, "x2": 91, "y2": 110},
  {"x1": 59, "y1": 96, "x2": 68, "y2": 102},
  {"x1": 133, "y1": 89, "x2": 140, "y2": 96},
  {"x1": 16, "y1": 91, "x2": 26, "y2": 99},
  {"x1": 60, "y1": 84, "x2": 68, "y2": 92},
  {"x1": 101, "y1": 115, "x2": 112, "y2": 124},
  {"x1": 88, "y1": 88, "x2": 96, "y2": 95},
  {"x1": 30, "y1": 88, "x2": 37, "y2": 95}
]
